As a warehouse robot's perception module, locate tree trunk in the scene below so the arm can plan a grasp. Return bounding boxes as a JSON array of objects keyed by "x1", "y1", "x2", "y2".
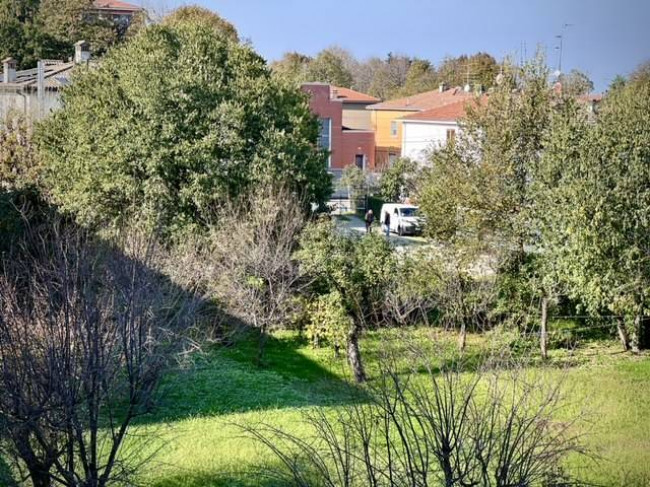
[
  {"x1": 631, "y1": 315, "x2": 642, "y2": 353},
  {"x1": 458, "y1": 322, "x2": 467, "y2": 352},
  {"x1": 540, "y1": 296, "x2": 548, "y2": 360},
  {"x1": 347, "y1": 325, "x2": 366, "y2": 383},
  {"x1": 29, "y1": 469, "x2": 52, "y2": 487},
  {"x1": 256, "y1": 324, "x2": 268, "y2": 367},
  {"x1": 616, "y1": 317, "x2": 630, "y2": 351}
]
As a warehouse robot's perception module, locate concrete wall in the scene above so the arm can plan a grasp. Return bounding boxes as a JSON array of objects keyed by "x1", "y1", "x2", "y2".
[
  {"x1": 342, "y1": 104, "x2": 372, "y2": 130},
  {"x1": 401, "y1": 120, "x2": 459, "y2": 164},
  {"x1": 0, "y1": 90, "x2": 62, "y2": 121}
]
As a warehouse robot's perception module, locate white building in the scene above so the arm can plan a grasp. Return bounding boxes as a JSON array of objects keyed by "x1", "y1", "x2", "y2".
[
  {"x1": 0, "y1": 42, "x2": 93, "y2": 122},
  {"x1": 400, "y1": 97, "x2": 484, "y2": 164}
]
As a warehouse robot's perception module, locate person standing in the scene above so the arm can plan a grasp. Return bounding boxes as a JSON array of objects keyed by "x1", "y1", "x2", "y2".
[
  {"x1": 383, "y1": 211, "x2": 391, "y2": 238},
  {"x1": 364, "y1": 209, "x2": 374, "y2": 234}
]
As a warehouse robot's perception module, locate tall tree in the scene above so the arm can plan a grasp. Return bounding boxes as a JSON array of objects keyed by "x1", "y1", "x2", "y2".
[
  {"x1": 541, "y1": 71, "x2": 650, "y2": 350},
  {"x1": 397, "y1": 59, "x2": 438, "y2": 97},
  {"x1": 368, "y1": 53, "x2": 411, "y2": 100},
  {"x1": 0, "y1": 0, "x2": 144, "y2": 68},
  {"x1": 271, "y1": 51, "x2": 312, "y2": 85},
  {"x1": 297, "y1": 219, "x2": 396, "y2": 383},
  {"x1": 162, "y1": 5, "x2": 238, "y2": 42},
  {"x1": 418, "y1": 54, "x2": 554, "y2": 350},
  {"x1": 559, "y1": 69, "x2": 594, "y2": 96},
  {"x1": 305, "y1": 48, "x2": 354, "y2": 87},
  {"x1": 37, "y1": 20, "x2": 331, "y2": 232}
]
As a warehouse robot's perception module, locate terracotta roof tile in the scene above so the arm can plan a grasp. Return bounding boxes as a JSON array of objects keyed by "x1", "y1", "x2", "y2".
[
  {"x1": 367, "y1": 87, "x2": 475, "y2": 111},
  {"x1": 331, "y1": 86, "x2": 380, "y2": 104},
  {"x1": 400, "y1": 96, "x2": 487, "y2": 122},
  {"x1": 93, "y1": 0, "x2": 142, "y2": 12}
]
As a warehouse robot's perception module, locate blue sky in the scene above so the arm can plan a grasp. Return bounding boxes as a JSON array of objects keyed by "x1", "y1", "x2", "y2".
[{"x1": 154, "y1": 0, "x2": 649, "y2": 92}]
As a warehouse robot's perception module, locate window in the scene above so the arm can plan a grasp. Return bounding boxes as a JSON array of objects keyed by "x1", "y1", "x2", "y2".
[
  {"x1": 318, "y1": 118, "x2": 332, "y2": 167},
  {"x1": 390, "y1": 121, "x2": 398, "y2": 137},
  {"x1": 446, "y1": 128, "x2": 456, "y2": 143},
  {"x1": 355, "y1": 154, "x2": 364, "y2": 169},
  {"x1": 388, "y1": 152, "x2": 398, "y2": 166},
  {"x1": 318, "y1": 118, "x2": 331, "y2": 150}
]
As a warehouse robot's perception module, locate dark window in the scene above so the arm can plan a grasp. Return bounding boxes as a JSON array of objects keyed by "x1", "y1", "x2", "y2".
[
  {"x1": 446, "y1": 129, "x2": 456, "y2": 142},
  {"x1": 355, "y1": 154, "x2": 364, "y2": 169}
]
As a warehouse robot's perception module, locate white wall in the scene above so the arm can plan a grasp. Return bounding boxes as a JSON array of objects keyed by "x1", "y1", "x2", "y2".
[
  {"x1": 0, "y1": 90, "x2": 62, "y2": 121},
  {"x1": 401, "y1": 120, "x2": 459, "y2": 164}
]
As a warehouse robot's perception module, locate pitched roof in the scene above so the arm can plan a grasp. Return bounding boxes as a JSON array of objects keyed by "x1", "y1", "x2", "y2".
[
  {"x1": 331, "y1": 86, "x2": 380, "y2": 104},
  {"x1": 400, "y1": 96, "x2": 487, "y2": 123},
  {"x1": 578, "y1": 93, "x2": 603, "y2": 103},
  {"x1": 93, "y1": 0, "x2": 142, "y2": 12},
  {"x1": 366, "y1": 87, "x2": 475, "y2": 111},
  {"x1": 1, "y1": 61, "x2": 75, "y2": 91}
]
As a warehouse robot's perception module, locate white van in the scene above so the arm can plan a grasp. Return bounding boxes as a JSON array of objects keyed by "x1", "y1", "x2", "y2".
[{"x1": 379, "y1": 204, "x2": 423, "y2": 236}]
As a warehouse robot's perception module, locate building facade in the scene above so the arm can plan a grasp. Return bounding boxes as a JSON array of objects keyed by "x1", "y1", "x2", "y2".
[
  {"x1": 366, "y1": 85, "x2": 476, "y2": 169},
  {"x1": 400, "y1": 98, "x2": 485, "y2": 163},
  {"x1": 302, "y1": 83, "x2": 378, "y2": 175},
  {"x1": 90, "y1": 0, "x2": 143, "y2": 26}
]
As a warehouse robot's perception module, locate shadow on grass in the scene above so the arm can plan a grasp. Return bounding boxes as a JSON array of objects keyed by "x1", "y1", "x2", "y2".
[{"x1": 138, "y1": 330, "x2": 365, "y2": 425}]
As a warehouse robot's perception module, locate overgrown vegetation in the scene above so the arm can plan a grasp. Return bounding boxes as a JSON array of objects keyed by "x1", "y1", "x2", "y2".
[{"x1": 0, "y1": 5, "x2": 649, "y2": 487}]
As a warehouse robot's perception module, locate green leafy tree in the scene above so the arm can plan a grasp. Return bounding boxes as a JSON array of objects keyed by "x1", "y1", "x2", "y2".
[
  {"x1": 0, "y1": 0, "x2": 144, "y2": 69},
  {"x1": 37, "y1": 20, "x2": 331, "y2": 233},
  {"x1": 559, "y1": 69, "x2": 594, "y2": 96},
  {"x1": 397, "y1": 59, "x2": 438, "y2": 97},
  {"x1": 379, "y1": 157, "x2": 417, "y2": 202},
  {"x1": 271, "y1": 51, "x2": 312, "y2": 85},
  {"x1": 297, "y1": 218, "x2": 396, "y2": 382},
  {"x1": 437, "y1": 52, "x2": 498, "y2": 89},
  {"x1": 339, "y1": 165, "x2": 366, "y2": 202},
  {"x1": 162, "y1": 5, "x2": 238, "y2": 42},
  {"x1": 305, "y1": 48, "x2": 354, "y2": 87},
  {"x1": 418, "y1": 54, "x2": 553, "y2": 353},
  {"x1": 540, "y1": 73, "x2": 650, "y2": 350}
]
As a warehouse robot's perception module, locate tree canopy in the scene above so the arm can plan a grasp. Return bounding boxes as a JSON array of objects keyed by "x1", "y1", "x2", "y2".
[
  {"x1": 37, "y1": 20, "x2": 331, "y2": 232},
  {"x1": 0, "y1": 0, "x2": 144, "y2": 68},
  {"x1": 270, "y1": 47, "x2": 500, "y2": 99}
]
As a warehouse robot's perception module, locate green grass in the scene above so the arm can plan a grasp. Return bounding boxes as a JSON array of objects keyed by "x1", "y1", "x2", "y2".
[{"x1": 125, "y1": 330, "x2": 650, "y2": 486}]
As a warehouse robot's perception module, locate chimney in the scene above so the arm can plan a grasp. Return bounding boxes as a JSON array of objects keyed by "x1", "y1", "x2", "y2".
[
  {"x1": 74, "y1": 40, "x2": 91, "y2": 64},
  {"x1": 3, "y1": 57, "x2": 16, "y2": 83},
  {"x1": 438, "y1": 82, "x2": 447, "y2": 93}
]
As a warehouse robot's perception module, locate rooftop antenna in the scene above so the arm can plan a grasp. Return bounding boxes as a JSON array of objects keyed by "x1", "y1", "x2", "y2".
[{"x1": 554, "y1": 23, "x2": 573, "y2": 77}]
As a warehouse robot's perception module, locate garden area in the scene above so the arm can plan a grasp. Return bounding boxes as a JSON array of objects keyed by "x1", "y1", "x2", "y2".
[
  {"x1": 130, "y1": 328, "x2": 650, "y2": 487},
  {"x1": 1, "y1": 5, "x2": 650, "y2": 487}
]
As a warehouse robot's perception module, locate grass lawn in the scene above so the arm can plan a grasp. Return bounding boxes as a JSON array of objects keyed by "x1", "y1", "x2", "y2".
[{"x1": 128, "y1": 328, "x2": 650, "y2": 487}]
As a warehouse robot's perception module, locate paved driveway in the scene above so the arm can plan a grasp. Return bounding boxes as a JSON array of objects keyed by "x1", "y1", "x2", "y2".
[{"x1": 334, "y1": 214, "x2": 428, "y2": 249}]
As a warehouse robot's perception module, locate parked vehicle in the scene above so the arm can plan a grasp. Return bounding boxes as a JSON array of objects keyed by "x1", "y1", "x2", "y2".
[{"x1": 379, "y1": 204, "x2": 423, "y2": 236}]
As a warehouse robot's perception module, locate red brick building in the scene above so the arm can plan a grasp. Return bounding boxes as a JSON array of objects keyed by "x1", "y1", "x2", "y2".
[{"x1": 301, "y1": 83, "x2": 378, "y2": 174}]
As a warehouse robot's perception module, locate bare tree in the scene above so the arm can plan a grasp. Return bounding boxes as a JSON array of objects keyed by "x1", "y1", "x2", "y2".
[
  {"x1": 245, "y1": 344, "x2": 588, "y2": 486},
  {"x1": 202, "y1": 186, "x2": 307, "y2": 366},
  {"x1": 0, "y1": 221, "x2": 198, "y2": 487}
]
